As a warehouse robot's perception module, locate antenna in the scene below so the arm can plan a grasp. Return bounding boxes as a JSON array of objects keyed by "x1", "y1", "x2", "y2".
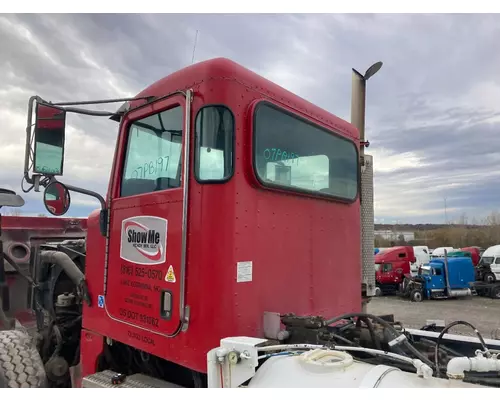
[{"x1": 191, "y1": 30, "x2": 199, "y2": 64}]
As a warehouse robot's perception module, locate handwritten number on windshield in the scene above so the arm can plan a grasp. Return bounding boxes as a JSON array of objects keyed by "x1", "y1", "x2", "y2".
[{"x1": 132, "y1": 156, "x2": 170, "y2": 179}]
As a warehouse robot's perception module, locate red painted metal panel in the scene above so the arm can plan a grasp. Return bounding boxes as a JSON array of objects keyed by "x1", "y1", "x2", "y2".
[{"x1": 78, "y1": 329, "x2": 104, "y2": 388}]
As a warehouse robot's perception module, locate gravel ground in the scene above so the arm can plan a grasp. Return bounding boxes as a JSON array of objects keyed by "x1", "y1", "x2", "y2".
[{"x1": 367, "y1": 295, "x2": 500, "y2": 339}]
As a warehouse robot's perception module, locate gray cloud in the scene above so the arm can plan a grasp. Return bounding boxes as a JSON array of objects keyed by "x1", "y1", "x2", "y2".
[{"x1": 1, "y1": 13, "x2": 500, "y2": 223}]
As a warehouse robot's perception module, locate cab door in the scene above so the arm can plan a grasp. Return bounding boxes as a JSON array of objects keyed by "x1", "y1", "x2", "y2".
[
  {"x1": 381, "y1": 263, "x2": 393, "y2": 283},
  {"x1": 430, "y1": 268, "x2": 445, "y2": 290},
  {"x1": 104, "y1": 92, "x2": 191, "y2": 336}
]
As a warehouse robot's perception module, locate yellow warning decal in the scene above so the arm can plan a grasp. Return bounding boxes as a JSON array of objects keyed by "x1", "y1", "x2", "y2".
[{"x1": 165, "y1": 265, "x2": 176, "y2": 283}]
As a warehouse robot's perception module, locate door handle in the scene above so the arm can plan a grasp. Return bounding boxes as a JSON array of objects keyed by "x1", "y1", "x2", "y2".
[{"x1": 160, "y1": 290, "x2": 173, "y2": 321}]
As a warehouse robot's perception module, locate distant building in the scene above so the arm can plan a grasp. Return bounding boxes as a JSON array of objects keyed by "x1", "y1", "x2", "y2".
[{"x1": 374, "y1": 229, "x2": 415, "y2": 242}]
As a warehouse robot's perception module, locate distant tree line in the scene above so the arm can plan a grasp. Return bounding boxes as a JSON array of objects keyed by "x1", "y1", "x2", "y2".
[{"x1": 375, "y1": 212, "x2": 500, "y2": 249}]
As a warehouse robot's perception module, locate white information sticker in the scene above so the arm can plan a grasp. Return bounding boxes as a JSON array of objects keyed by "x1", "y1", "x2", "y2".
[{"x1": 237, "y1": 261, "x2": 253, "y2": 283}]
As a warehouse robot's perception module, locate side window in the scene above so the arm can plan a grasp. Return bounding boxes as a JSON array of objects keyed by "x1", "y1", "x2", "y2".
[
  {"x1": 383, "y1": 263, "x2": 392, "y2": 272},
  {"x1": 434, "y1": 268, "x2": 442, "y2": 276},
  {"x1": 253, "y1": 102, "x2": 358, "y2": 201},
  {"x1": 194, "y1": 106, "x2": 234, "y2": 181},
  {"x1": 121, "y1": 106, "x2": 183, "y2": 197},
  {"x1": 398, "y1": 253, "x2": 406, "y2": 258},
  {"x1": 494, "y1": 258, "x2": 500, "y2": 264}
]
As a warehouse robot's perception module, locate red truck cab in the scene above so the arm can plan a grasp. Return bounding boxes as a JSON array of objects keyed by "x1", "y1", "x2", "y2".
[
  {"x1": 461, "y1": 246, "x2": 481, "y2": 266},
  {"x1": 375, "y1": 246, "x2": 416, "y2": 295},
  {"x1": 63, "y1": 57, "x2": 362, "y2": 376}
]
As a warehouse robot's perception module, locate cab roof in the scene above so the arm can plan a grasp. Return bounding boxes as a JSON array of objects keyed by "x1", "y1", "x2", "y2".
[
  {"x1": 377, "y1": 245, "x2": 411, "y2": 255},
  {"x1": 131, "y1": 57, "x2": 359, "y2": 142},
  {"x1": 482, "y1": 245, "x2": 500, "y2": 257}
]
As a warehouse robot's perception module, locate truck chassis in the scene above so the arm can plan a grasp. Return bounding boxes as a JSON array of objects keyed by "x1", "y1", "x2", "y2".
[{"x1": 471, "y1": 282, "x2": 500, "y2": 299}]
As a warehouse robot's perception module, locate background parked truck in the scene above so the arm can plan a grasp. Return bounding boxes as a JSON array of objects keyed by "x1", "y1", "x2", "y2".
[
  {"x1": 460, "y1": 246, "x2": 481, "y2": 266},
  {"x1": 399, "y1": 257, "x2": 474, "y2": 302},
  {"x1": 411, "y1": 245, "x2": 431, "y2": 274},
  {"x1": 375, "y1": 246, "x2": 415, "y2": 296},
  {"x1": 476, "y1": 244, "x2": 500, "y2": 283}
]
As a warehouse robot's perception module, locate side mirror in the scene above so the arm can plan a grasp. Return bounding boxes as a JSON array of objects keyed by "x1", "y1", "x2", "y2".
[
  {"x1": 43, "y1": 181, "x2": 71, "y2": 216},
  {"x1": 34, "y1": 103, "x2": 66, "y2": 176},
  {"x1": 0, "y1": 189, "x2": 25, "y2": 208}
]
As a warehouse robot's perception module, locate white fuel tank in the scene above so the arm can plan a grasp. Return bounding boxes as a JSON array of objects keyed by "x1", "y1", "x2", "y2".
[{"x1": 248, "y1": 349, "x2": 481, "y2": 388}]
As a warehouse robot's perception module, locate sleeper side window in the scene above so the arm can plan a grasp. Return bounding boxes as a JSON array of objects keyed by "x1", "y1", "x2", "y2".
[
  {"x1": 253, "y1": 102, "x2": 358, "y2": 201},
  {"x1": 194, "y1": 106, "x2": 234, "y2": 182},
  {"x1": 121, "y1": 106, "x2": 184, "y2": 197}
]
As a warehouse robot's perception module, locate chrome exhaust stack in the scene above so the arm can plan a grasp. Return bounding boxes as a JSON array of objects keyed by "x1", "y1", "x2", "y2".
[{"x1": 350, "y1": 63, "x2": 383, "y2": 306}]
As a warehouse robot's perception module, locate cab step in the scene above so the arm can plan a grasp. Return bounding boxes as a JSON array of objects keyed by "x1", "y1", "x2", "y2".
[{"x1": 82, "y1": 370, "x2": 182, "y2": 388}]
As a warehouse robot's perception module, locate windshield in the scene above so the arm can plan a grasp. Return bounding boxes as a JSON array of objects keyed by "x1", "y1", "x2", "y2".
[
  {"x1": 420, "y1": 266, "x2": 431, "y2": 276},
  {"x1": 375, "y1": 263, "x2": 392, "y2": 273},
  {"x1": 480, "y1": 257, "x2": 494, "y2": 266},
  {"x1": 121, "y1": 106, "x2": 184, "y2": 197}
]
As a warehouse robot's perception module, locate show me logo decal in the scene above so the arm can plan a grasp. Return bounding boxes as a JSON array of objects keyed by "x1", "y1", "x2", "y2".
[{"x1": 120, "y1": 216, "x2": 168, "y2": 265}]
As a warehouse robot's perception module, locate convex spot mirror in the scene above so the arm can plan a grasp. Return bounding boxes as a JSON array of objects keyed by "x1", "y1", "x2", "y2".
[
  {"x1": 34, "y1": 103, "x2": 66, "y2": 176},
  {"x1": 43, "y1": 181, "x2": 71, "y2": 216}
]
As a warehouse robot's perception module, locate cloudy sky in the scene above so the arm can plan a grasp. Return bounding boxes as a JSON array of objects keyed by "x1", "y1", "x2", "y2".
[{"x1": 1, "y1": 13, "x2": 500, "y2": 224}]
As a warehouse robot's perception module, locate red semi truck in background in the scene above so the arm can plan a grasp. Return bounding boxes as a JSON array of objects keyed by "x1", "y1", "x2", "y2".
[
  {"x1": 0, "y1": 58, "x2": 499, "y2": 388},
  {"x1": 374, "y1": 246, "x2": 416, "y2": 296},
  {"x1": 461, "y1": 246, "x2": 481, "y2": 266}
]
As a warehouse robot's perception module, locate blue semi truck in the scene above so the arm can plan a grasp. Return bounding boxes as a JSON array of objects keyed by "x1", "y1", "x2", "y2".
[{"x1": 399, "y1": 256, "x2": 475, "y2": 302}]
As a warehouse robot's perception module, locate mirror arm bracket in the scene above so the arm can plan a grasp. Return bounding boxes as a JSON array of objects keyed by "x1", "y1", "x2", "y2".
[{"x1": 63, "y1": 184, "x2": 106, "y2": 210}]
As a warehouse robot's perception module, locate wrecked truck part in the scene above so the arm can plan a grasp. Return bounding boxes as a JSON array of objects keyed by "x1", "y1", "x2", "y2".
[
  {"x1": 434, "y1": 320, "x2": 491, "y2": 378},
  {"x1": 27, "y1": 242, "x2": 87, "y2": 387},
  {"x1": 40, "y1": 250, "x2": 90, "y2": 306},
  {"x1": 2, "y1": 252, "x2": 35, "y2": 287},
  {"x1": 40, "y1": 251, "x2": 83, "y2": 287},
  {"x1": 207, "y1": 337, "x2": 490, "y2": 388},
  {"x1": 276, "y1": 312, "x2": 500, "y2": 383},
  {"x1": 1, "y1": 215, "x2": 87, "y2": 329},
  {"x1": 289, "y1": 312, "x2": 434, "y2": 370}
]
